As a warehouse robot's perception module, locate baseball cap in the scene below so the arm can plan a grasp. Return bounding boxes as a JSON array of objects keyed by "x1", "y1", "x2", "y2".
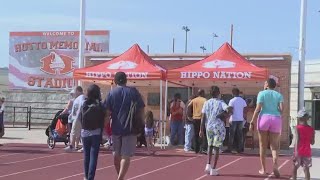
[
  {"x1": 69, "y1": 89, "x2": 75, "y2": 95},
  {"x1": 297, "y1": 109, "x2": 310, "y2": 118}
]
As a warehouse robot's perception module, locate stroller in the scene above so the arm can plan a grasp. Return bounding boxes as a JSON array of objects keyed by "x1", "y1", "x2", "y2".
[{"x1": 45, "y1": 110, "x2": 69, "y2": 149}]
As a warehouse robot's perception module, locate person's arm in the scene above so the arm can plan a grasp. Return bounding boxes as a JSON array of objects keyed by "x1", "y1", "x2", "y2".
[
  {"x1": 199, "y1": 113, "x2": 206, "y2": 137},
  {"x1": 0, "y1": 104, "x2": 4, "y2": 113},
  {"x1": 311, "y1": 129, "x2": 315, "y2": 145},
  {"x1": 250, "y1": 103, "x2": 262, "y2": 131},
  {"x1": 278, "y1": 94, "x2": 284, "y2": 115},
  {"x1": 61, "y1": 100, "x2": 73, "y2": 115},
  {"x1": 294, "y1": 127, "x2": 300, "y2": 157},
  {"x1": 186, "y1": 101, "x2": 193, "y2": 121}
]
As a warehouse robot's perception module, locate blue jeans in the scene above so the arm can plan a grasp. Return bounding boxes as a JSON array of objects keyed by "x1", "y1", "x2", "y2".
[
  {"x1": 170, "y1": 120, "x2": 184, "y2": 145},
  {"x1": 184, "y1": 123, "x2": 194, "y2": 151},
  {"x1": 82, "y1": 135, "x2": 101, "y2": 180}
]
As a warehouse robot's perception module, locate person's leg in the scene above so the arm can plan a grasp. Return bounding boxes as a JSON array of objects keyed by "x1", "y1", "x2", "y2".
[
  {"x1": 82, "y1": 136, "x2": 91, "y2": 180},
  {"x1": 304, "y1": 167, "x2": 310, "y2": 180},
  {"x1": 177, "y1": 121, "x2": 184, "y2": 145},
  {"x1": 170, "y1": 121, "x2": 178, "y2": 146},
  {"x1": 292, "y1": 162, "x2": 298, "y2": 180},
  {"x1": 118, "y1": 135, "x2": 136, "y2": 180},
  {"x1": 258, "y1": 131, "x2": 268, "y2": 174},
  {"x1": 201, "y1": 128, "x2": 208, "y2": 153},
  {"x1": 207, "y1": 146, "x2": 213, "y2": 164},
  {"x1": 112, "y1": 135, "x2": 122, "y2": 174},
  {"x1": 226, "y1": 122, "x2": 237, "y2": 152},
  {"x1": 269, "y1": 132, "x2": 281, "y2": 177},
  {"x1": 184, "y1": 124, "x2": 190, "y2": 150},
  {"x1": 193, "y1": 120, "x2": 201, "y2": 153},
  {"x1": 212, "y1": 146, "x2": 220, "y2": 169},
  {"x1": 87, "y1": 135, "x2": 101, "y2": 180},
  {"x1": 236, "y1": 122, "x2": 244, "y2": 153}
]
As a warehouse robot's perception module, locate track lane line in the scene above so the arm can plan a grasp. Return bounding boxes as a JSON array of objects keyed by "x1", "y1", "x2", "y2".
[{"x1": 264, "y1": 159, "x2": 290, "y2": 180}]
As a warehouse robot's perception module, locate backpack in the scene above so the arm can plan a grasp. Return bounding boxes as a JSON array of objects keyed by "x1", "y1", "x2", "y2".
[
  {"x1": 123, "y1": 87, "x2": 144, "y2": 135},
  {"x1": 81, "y1": 100, "x2": 105, "y2": 130}
]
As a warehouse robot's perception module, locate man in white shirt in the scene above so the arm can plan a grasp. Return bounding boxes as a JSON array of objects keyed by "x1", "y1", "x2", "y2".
[{"x1": 224, "y1": 88, "x2": 247, "y2": 153}]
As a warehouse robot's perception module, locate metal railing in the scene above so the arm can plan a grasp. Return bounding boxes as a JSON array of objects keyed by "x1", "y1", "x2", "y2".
[{"x1": 4, "y1": 106, "x2": 63, "y2": 130}]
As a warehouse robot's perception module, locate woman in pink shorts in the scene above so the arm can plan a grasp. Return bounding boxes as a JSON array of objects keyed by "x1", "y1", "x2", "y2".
[{"x1": 250, "y1": 78, "x2": 284, "y2": 177}]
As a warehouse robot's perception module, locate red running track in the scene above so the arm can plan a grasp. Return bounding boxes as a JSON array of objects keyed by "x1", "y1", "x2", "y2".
[{"x1": 0, "y1": 144, "x2": 292, "y2": 180}]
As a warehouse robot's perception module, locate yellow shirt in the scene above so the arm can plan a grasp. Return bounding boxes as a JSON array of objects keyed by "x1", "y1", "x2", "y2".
[{"x1": 189, "y1": 97, "x2": 206, "y2": 120}]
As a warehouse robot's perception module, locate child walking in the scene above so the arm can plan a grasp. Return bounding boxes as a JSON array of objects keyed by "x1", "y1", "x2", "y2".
[
  {"x1": 145, "y1": 111, "x2": 155, "y2": 155},
  {"x1": 200, "y1": 86, "x2": 232, "y2": 176},
  {"x1": 292, "y1": 109, "x2": 315, "y2": 180}
]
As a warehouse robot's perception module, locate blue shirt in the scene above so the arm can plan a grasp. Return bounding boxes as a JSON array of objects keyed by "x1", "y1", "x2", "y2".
[
  {"x1": 104, "y1": 86, "x2": 145, "y2": 136},
  {"x1": 257, "y1": 90, "x2": 283, "y2": 116}
]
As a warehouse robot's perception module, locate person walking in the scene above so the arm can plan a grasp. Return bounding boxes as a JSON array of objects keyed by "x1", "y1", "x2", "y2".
[
  {"x1": 65, "y1": 86, "x2": 85, "y2": 152},
  {"x1": 200, "y1": 86, "x2": 229, "y2": 176},
  {"x1": 223, "y1": 88, "x2": 247, "y2": 153},
  {"x1": 184, "y1": 95, "x2": 196, "y2": 152},
  {"x1": 250, "y1": 78, "x2": 283, "y2": 177},
  {"x1": 81, "y1": 84, "x2": 105, "y2": 180},
  {"x1": 104, "y1": 72, "x2": 145, "y2": 180}
]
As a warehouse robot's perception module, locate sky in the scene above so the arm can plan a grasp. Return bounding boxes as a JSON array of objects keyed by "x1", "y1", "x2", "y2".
[{"x1": 1, "y1": 0, "x2": 320, "y2": 67}]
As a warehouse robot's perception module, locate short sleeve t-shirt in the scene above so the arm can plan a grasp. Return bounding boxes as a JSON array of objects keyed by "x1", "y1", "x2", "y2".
[
  {"x1": 201, "y1": 98, "x2": 228, "y2": 131},
  {"x1": 104, "y1": 86, "x2": 145, "y2": 136},
  {"x1": 257, "y1": 90, "x2": 283, "y2": 116},
  {"x1": 189, "y1": 97, "x2": 206, "y2": 120},
  {"x1": 70, "y1": 94, "x2": 86, "y2": 123},
  {"x1": 228, "y1": 97, "x2": 247, "y2": 122},
  {"x1": 296, "y1": 124, "x2": 314, "y2": 157}
]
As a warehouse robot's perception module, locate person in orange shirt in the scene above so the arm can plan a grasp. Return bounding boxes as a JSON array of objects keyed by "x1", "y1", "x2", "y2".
[{"x1": 188, "y1": 89, "x2": 207, "y2": 153}]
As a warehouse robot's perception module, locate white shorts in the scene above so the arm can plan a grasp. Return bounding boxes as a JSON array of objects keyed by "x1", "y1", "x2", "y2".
[{"x1": 70, "y1": 119, "x2": 81, "y2": 139}]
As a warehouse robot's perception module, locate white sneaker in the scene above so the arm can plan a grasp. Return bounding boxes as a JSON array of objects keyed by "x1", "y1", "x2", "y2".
[
  {"x1": 64, "y1": 146, "x2": 74, "y2": 152},
  {"x1": 77, "y1": 148, "x2": 83, "y2": 153},
  {"x1": 210, "y1": 169, "x2": 219, "y2": 176},
  {"x1": 205, "y1": 164, "x2": 211, "y2": 174}
]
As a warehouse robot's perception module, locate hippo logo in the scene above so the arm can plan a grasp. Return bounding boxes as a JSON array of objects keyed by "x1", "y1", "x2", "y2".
[
  {"x1": 107, "y1": 61, "x2": 137, "y2": 70},
  {"x1": 202, "y1": 60, "x2": 236, "y2": 69},
  {"x1": 40, "y1": 51, "x2": 74, "y2": 75}
]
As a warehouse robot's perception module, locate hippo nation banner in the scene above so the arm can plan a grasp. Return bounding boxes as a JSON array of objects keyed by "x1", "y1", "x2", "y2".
[{"x1": 9, "y1": 31, "x2": 109, "y2": 90}]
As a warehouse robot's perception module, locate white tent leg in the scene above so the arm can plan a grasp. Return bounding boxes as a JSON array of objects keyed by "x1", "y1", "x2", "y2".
[
  {"x1": 160, "y1": 80, "x2": 163, "y2": 149},
  {"x1": 164, "y1": 80, "x2": 168, "y2": 149}
]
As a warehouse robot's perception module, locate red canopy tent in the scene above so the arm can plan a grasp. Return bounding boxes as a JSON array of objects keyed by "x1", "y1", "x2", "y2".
[
  {"x1": 167, "y1": 42, "x2": 268, "y2": 87},
  {"x1": 73, "y1": 44, "x2": 167, "y2": 148},
  {"x1": 74, "y1": 44, "x2": 166, "y2": 84}
]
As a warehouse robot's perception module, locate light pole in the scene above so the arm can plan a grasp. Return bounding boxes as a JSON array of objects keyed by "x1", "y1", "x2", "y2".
[
  {"x1": 78, "y1": 0, "x2": 86, "y2": 86},
  {"x1": 182, "y1": 26, "x2": 190, "y2": 53},
  {"x1": 212, "y1": 33, "x2": 218, "y2": 52},
  {"x1": 298, "y1": 0, "x2": 307, "y2": 110},
  {"x1": 200, "y1": 46, "x2": 206, "y2": 53}
]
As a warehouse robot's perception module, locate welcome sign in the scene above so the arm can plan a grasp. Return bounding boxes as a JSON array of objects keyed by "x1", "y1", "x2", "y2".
[{"x1": 9, "y1": 31, "x2": 110, "y2": 90}]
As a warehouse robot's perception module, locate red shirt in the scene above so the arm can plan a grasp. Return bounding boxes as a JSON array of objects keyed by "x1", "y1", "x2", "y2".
[
  {"x1": 297, "y1": 124, "x2": 314, "y2": 157},
  {"x1": 170, "y1": 101, "x2": 183, "y2": 121}
]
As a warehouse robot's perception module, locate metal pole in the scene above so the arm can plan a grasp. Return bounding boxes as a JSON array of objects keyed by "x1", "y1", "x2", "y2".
[
  {"x1": 160, "y1": 80, "x2": 163, "y2": 149},
  {"x1": 298, "y1": 0, "x2": 307, "y2": 110},
  {"x1": 172, "y1": 38, "x2": 175, "y2": 53},
  {"x1": 78, "y1": 0, "x2": 86, "y2": 86},
  {"x1": 230, "y1": 24, "x2": 234, "y2": 47},
  {"x1": 185, "y1": 30, "x2": 188, "y2": 53},
  {"x1": 147, "y1": 45, "x2": 150, "y2": 53},
  {"x1": 164, "y1": 80, "x2": 168, "y2": 148}
]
